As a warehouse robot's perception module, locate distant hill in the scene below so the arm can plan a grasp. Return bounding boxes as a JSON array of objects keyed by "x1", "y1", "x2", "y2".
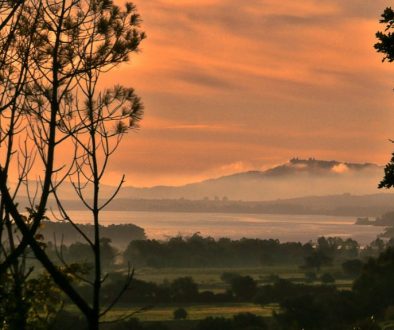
[{"x1": 113, "y1": 158, "x2": 385, "y2": 201}]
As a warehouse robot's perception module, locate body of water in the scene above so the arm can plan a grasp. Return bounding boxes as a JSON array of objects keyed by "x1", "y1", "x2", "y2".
[{"x1": 64, "y1": 211, "x2": 383, "y2": 245}]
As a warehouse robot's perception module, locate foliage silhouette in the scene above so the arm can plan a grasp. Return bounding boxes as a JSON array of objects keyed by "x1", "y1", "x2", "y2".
[{"x1": 0, "y1": 0, "x2": 145, "y2": 328}]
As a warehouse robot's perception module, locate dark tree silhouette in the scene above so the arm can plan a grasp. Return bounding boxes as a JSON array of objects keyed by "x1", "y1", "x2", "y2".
[
  {"x1": 353, "y1": 248, "x2": 394, "y2": 316},
  {"x1": 376, "y1": 7, "x2": 394, "y2": 189},
  {"x1": 375, "y1": 7, "x2": 394, "y2": 62},
  {"x1": 0, "y1": 1, "x2": 145, "y2": 329}
]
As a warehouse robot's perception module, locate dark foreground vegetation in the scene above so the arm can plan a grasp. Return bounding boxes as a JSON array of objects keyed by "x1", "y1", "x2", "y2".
[
  {"x1": 3, "y1": 231, "x2": 394, "y2": 329},
  {"x1": 5, "y1": 244, "x2": 394, "y2": 329}
]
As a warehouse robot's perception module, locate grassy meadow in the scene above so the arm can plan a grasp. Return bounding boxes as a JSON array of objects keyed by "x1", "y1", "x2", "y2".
[{"x1": 87, "y1": 263, "x2": 353, "y2": 327}]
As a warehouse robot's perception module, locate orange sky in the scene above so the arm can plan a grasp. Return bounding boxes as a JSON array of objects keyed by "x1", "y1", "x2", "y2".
[{"x1": 101, "y1": 0, "x2": 394, "y2": 187}]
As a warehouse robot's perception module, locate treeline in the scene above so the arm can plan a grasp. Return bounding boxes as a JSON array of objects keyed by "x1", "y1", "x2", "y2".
[
  {"x1": 41, "y1": 233, "x2": 394, "y2": 269},
  {"x1": 124, "y1": 235, "x2": 313, "y2": 267},
  {"x1": 123, "y1": 234, "x2": 388, "y2": 268}
]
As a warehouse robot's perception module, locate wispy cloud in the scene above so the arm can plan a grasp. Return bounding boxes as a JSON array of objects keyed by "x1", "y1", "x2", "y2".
[{"x1": 102, "y1": 0, "x2": 394, "y2": 185}]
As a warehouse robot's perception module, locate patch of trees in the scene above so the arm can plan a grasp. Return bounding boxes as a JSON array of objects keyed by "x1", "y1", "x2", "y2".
[
  {"x1": 123, "y1": 234, "x2": 368, "y2": 268},
  {"x1": 253, "y1": 277, "x2": 380, "y2": 329},
  {"x1": 300, "y1": 236, "x2": 360, "y2": 272},
  {"x1": 123, "y1": 234, "x2": 314, "y2": 268},
  {"x1": 274, "y1": 289, "x2": 367, "y2": 330}
]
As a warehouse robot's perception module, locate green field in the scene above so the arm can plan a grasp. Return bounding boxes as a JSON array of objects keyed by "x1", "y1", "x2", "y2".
[
  {"x1": 103, "y1": 303, "x2": 277, "y2": 322},
  {"x1": 133, "y1": 265, "x2": 353, "y2": 291},
  {"x1": 99, "y1": 264, "x2": 353, "y2": 323},
  {"x1": 60, "y1": 264, "x2": 378, "y2": 329}
]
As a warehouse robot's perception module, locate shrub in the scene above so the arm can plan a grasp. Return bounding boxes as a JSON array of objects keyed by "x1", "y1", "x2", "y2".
[{"x1": 230, "y1": 275, "x2": 257, "y2": 300}]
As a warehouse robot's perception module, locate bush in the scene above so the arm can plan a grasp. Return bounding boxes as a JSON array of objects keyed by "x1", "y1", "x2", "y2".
[
  {"x1": 173, "y1": 307, "x2": 188, "y2": 320},
  {"x1": 170, "y1": 277, "x2": 199, "y2": 302},
  {"x1": 230, "y1": 275, "x2": 257, "y2": 300}
]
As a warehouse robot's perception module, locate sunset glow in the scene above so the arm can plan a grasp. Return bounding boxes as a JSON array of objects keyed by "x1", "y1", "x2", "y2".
[{"x1": 104, "y1": 0, "x2": 394, "y2": 186}]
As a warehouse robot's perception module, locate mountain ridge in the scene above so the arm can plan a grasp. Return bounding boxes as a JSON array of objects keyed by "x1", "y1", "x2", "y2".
[
  {"x1": 114, "y1": 158, "x2": 384, "y2": 201},
  {"x1": 125, "y1": 158, "x2": 383, "y2": 190}
]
